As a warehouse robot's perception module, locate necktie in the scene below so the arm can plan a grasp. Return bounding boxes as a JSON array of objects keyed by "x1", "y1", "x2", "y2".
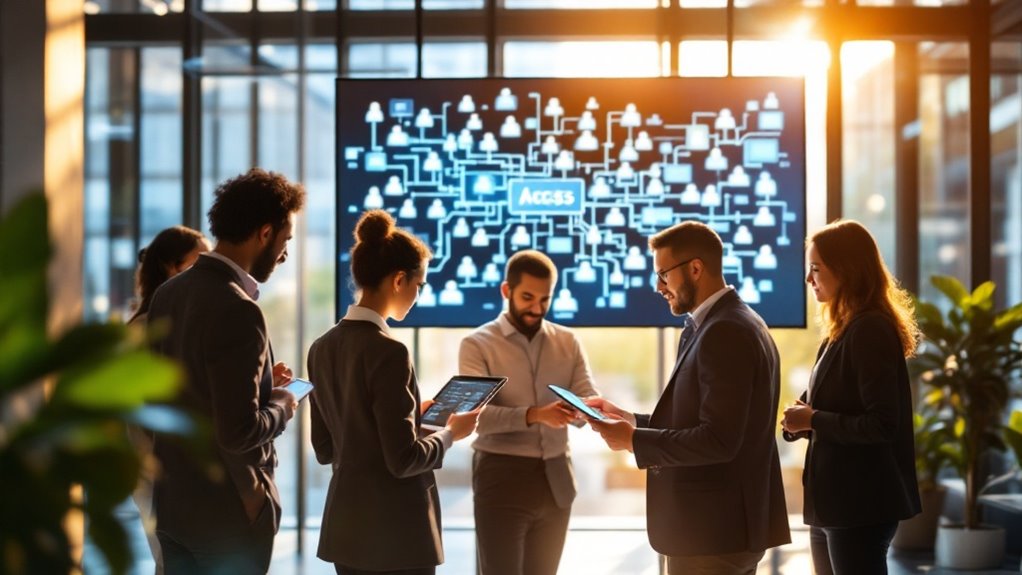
[{"x1": 676, "y1": 313, "x2": 695, "y2": 358}]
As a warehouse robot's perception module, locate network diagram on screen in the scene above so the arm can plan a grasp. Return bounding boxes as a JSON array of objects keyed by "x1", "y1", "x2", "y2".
[{"x1": 337, "y1": 78, "x2": 806, "y2": 327}]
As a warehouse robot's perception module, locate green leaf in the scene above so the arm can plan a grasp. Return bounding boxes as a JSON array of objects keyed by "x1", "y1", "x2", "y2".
[
  {"x1": 931, "y1": 275, "x2": 969, "y2": 308},
  {"x1": 954, "y1": 417, "x2": 965, "y2": 438},
  {"x1": 1010, "y1": 411, "x2": 1022, "y2": 433},
  {"x1": 51, "y1": 351, "x2": 181, "y2": 411},
  {"x1": 0, "y1": 193, "x2": 50, "y2": 278},
  {"x1": 970, "y1": 281, "x2": 996, "y2": 311},
  {"x1": 0, "y1": 195, "x2": 50, "y2": 394},
  {"x1": 993, "y1": 302, "x2": 1022, "y2": 333},
  {"x1": 916, "y1": 300, "x2": 944, "y2": 327},
  {"x1": 924, "y1": 389, "x2": 944, "y2": 406}
]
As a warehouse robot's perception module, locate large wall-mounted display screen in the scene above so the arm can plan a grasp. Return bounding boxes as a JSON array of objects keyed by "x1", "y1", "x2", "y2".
[{"x1": 336, "y1": 78, "x2": 806, "y2": 327}]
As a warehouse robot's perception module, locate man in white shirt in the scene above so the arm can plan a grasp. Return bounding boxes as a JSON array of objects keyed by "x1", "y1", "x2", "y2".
[{"x1": 459, "y1": 250, "x2": 598, "y2": 575}]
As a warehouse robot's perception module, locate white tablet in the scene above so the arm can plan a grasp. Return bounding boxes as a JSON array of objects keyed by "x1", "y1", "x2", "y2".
[{"x1": 421, "y1": 375, "x2": 508, "y2": 431}]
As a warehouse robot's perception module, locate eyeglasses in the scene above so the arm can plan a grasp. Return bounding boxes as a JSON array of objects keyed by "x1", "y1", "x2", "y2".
[{"x1": 654, "y1": 257, "x2": 698, "y2": 284}]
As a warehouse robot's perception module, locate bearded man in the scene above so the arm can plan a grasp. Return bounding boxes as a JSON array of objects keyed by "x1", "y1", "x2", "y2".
[
  {"x1": 458, "y1": 249, "x2": 598, "y2": 575},
  {"x1": 147, "y1": 168, "x2": 305, "y2": 575}
]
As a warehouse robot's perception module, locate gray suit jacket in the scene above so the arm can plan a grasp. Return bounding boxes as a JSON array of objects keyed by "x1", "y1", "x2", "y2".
[
  {"x1": 633, "y1": 290, "x2": 790, "y2": 557},
  {"x1": 308, "y1": 319, "x2": 448, "y2": 570},
  {"x1": 147, "y1": 255, "x2": 289, "y2": 539}
]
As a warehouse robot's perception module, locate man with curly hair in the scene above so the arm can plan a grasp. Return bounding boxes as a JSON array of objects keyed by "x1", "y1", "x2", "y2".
[{"x1": 148, "y1": 168, "x2": 306, "y2": 575}]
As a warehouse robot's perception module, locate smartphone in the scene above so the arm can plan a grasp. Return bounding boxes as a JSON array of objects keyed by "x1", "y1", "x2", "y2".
[
  {"x1": 548, "y1": 384, "x2": 605, "y2": 420},
  {"x1": 283, "y1": 378, "x2": 315, "y2": 402}
]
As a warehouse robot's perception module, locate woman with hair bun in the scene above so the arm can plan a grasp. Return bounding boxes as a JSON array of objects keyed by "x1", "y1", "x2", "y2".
[
  {"x1": 781, "y1": 219, "x2": 921, "y2": 575},
  {"x1": 308, "y1": 209, "x2": 479, "y2": 575}
]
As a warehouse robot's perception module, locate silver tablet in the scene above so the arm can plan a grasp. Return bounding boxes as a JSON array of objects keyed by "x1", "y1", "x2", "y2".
[{"x1": 421, "y1": 375, "x2": 508, "y2": 431}]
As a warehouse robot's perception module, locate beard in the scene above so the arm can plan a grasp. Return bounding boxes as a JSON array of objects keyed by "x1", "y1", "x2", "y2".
[
  {"x1": 669, "y1": 271, "x2": 698, "y2": 316},
  {"x1": 508, "y1": 297, "x2": 544, "y2": 337},
  {"x1": 250, "y1": 241, "x2": 281, "y2": 283}
]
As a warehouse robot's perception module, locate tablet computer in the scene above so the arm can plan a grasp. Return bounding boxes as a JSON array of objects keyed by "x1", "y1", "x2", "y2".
[
  {"x1": 283, "y1": 378, "x2": 315, "y2": 402},
  {"x1": 421, "y1": 375, "x2": 508, "y2": 431},
  {"x1": 547, "y1": 384, "x2": 605, "y2": 420}
]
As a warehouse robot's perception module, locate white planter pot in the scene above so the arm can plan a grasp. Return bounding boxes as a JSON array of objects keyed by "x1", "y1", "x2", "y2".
[
  {"x1": 935, "y1": 523, "x2": 1005, "y2": 570},
  {"x1": 892, "y1": 487, "x2": 946, "y2": 550}
]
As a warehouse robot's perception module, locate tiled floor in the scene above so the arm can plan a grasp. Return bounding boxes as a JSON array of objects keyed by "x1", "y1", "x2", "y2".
[
  {"x1": 265, "y1": 526, "x2": 1022, "y2": 575},
  {"x1": 89, "y1": 511, "x2": 1022, "y2": 575}
]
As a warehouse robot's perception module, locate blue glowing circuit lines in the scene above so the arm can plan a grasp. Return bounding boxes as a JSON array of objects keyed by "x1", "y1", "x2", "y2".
[{"x1": 337, "y1": 78, "x2": 806, "y2": 328}]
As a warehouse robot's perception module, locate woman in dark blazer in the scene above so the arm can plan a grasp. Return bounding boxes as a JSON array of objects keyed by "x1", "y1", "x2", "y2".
[
  {"x1": 307, "y1": 210, "x2": 479, "y2": 575},
  {"x1": 782, "y1": 219, "x2": 921, "y2": 575}
]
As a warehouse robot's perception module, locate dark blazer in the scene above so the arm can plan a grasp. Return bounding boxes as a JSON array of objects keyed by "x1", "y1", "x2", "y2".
[
  {"x1": 147, "y1": 255, "x2": 289, "y2": 540},
  {"x1": 308, "y1": 319, "x2": 448, "y2": 571},
  {"x1": 784, "y1": 311, "x2": 921, "y2": 527},
  {"x1": 633, "y1": 289, "x2": 790, "y2": 557}
]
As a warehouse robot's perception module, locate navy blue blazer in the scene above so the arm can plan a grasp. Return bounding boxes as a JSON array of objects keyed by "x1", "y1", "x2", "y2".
[
  {"x1": 784, "y1": 310, "x2": 921, "y2": 527},
  {"x1": 633, "y1": 290, "x2": 791, "y2": 557}
]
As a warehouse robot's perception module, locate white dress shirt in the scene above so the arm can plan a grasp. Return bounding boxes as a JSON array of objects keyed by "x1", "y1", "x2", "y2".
[
  {"x1": 459, "y1": 313, "x2": 597, "y2": 460},
  {"x1": 203, "y1": 251, "x2": 260, "y2": 300}
]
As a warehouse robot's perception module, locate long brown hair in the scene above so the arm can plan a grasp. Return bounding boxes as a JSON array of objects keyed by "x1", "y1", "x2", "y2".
[
  {"x1": 131, "y1": 226, "x2": 207, "y2": 322},
  {"x1": 810, "y1": 220, "x2": 919, "y2": 357}
]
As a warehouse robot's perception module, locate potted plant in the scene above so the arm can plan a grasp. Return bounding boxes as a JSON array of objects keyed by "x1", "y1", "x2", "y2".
[
  {"x1": 890, "y1": 408, "x2": 954, "y2": 550},
  {"x1": 912, "y1": 275, "x2": 1022, "y2": 570},
  {"x1": 0, "y1": 194, "x2": 190, "y2": 575},
  {"x1": 1004, "y1": 411, "x2": 1022, "y2": 572}
]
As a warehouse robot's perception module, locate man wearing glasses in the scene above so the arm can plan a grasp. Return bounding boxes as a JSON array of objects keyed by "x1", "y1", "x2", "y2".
[{"x1": 587, "y1": 221, "x2": 790, "y2": 575}]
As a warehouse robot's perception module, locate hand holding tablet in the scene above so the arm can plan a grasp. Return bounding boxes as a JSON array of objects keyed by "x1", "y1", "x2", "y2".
[{"x1": 421, "y1": 375, "x2": 508, "y2": 430}]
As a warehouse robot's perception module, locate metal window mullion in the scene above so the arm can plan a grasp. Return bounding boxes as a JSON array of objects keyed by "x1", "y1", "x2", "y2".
[
  {"x1": 826, "y1": 33, "x2": 843, "y2": 223},
  {"x1": 894, "y1": 41, "x2": 920, "y2": 294},
  {"x1": 183, "y1": 0, "x2": 203, "y2": 230},
  {"x1": 133, "y1": 46, "x2": 143, "y2": 251},
  {"x1": 969, "y1": 0, "x2": 992, "y2": 289},
  {"x1": 415, "y1": 0, "x2": 424, "y2": 79},
  {"x1": 294, "y1": 0, "x2": 309, "y2": 556}
]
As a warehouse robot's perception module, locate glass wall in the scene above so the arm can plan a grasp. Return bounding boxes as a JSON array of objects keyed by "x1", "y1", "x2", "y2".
[
  {"x1": 140, "y1": 48, "x2": 184, "y2": 244},
  {"x1": 917, "y1": 42, "x2": 971, "y2": 303},
  {"x1": 841, "y1": 42, "x2": 896, "y2": 268},
  {"x1": 85, "y1": 47, "x2": 137, "y2": 321},
  {"x1": 80, "y1": 1, "x2": 1022, "y2": 572},
  {"x1": 991, "y1": 41, "x2": 1022, "y2": 311}
]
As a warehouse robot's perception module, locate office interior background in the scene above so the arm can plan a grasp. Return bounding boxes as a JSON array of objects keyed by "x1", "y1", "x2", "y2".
[{"x1": 0, "y1": 0, "x2": 1020, "y2": 572}]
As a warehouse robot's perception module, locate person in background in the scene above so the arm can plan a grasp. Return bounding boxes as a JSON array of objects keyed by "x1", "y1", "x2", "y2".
[
  {"x1": 308, "y1": 209, "x2": 479, "y2": 575},
  {"x1": 148, "y1": 168, "x2": 304, "y2": 574},
  {"x1": 131, "y1": 226, "x2": 211, "y2": 323},
  {"x1": 587, "y1": 221, "x2": 790, "y2": 575},
  {"x1": 458, "y1": 250, "x2": 598, "y2": 575},
  {"x1": 781, "y1": 220, "x2": 921, "y2": 575},
  {"x1": 128, "y1": 225, "x2": 210, "y2": 573},
  {"x1": 83, "y1": 226, "x2": 211, "y2": 575}
]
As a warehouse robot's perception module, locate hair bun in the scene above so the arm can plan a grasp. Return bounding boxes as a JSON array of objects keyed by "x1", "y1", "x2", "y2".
[{"x1": 354, "y1": 209, "x2": 394, "y2": 243}]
